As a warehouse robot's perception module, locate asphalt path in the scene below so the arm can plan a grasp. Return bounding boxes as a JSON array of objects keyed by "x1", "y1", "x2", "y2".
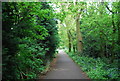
[{"x1": 44, "y1": 50, "x2": 90, "y2": 79}]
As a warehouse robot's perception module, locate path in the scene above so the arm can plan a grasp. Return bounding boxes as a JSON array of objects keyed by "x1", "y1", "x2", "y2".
[{"x1": 44, "y1": 50, "x2": 90, "y2": 79}]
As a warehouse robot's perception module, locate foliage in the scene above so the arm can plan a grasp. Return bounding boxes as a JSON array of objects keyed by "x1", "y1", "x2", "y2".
[
  {"x1": 57, "y1": 2, "x2": 120, "y2": 79},
  {"x1": 58, "y1": 2, "x2": 120, "y2": 61},
  {"x1": 80, "y1": 2, "x2": 120, "y2": 61},
  {"x1": 67, "y1": 51, "x2": 120, "y2": 79},
  {"x1": 2, "y1": 2, "x2": 59, "y2": 79}
]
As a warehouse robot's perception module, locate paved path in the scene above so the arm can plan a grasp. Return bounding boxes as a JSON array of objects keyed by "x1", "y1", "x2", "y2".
[{"x1": 44, "y1": 50, "x2": 90, "y2": 79}]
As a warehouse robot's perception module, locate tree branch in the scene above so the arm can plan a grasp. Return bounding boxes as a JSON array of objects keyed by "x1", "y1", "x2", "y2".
[{"x1": 105, "y1": 5, "x2": 115, "y2": 14}]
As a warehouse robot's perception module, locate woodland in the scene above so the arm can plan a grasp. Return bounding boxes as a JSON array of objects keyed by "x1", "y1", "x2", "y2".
[{"x1": 2, "y1": 1, "x2": 120, "y2": 80}]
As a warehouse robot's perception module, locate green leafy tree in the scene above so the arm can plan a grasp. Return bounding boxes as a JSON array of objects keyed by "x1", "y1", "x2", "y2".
[{"x1": 2, "y1": 2, "x2": 59, "y2": 79}]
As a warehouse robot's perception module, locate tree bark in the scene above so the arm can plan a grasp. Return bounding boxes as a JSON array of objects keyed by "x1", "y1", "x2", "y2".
[
  {"x1": 117, "y1": 2, "x2": 120, "y2": 45},
  {"x1": 76, "y1": 13, "x2": 82, "y2": 53},
  {"x1": 67, "y1": 30, "x2": 72, "y2": 52}
]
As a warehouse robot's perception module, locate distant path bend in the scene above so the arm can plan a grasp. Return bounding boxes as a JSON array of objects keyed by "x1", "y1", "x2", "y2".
[{"x1": 44, "y1": 50, "x2": 90, "y2": 79}]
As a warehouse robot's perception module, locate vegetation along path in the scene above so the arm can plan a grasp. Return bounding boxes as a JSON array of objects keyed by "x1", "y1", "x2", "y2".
[{"x1": 44, "y1": 50, "x2": 90, "y2": 79}]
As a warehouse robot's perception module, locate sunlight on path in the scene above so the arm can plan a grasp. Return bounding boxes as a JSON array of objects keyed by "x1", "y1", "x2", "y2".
[{"x1": 58, "y1": 49, "x2": 66, "y2": 55}]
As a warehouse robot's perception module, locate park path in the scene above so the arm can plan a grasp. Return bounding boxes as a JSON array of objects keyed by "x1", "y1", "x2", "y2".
[{"x1": 44, "y1": 50, "x2": 90, "y2": 79}]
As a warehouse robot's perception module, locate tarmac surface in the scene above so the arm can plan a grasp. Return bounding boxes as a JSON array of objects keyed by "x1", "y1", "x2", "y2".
[{"x1": 44, "y1": 50, "x2": 90, "y2": 79}]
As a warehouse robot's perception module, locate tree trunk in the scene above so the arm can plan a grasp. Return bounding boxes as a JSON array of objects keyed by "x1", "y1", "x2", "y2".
[
  {"x1": 99, "y1": 32, "x2": 105, "y2": 57},
  {"x1": 76, "y1": 14, "x2": 82, "y2": 53},
  {"x1": 117, "y1": 2, "x2": 120, "y2": 45},
  {"x1": 67, "y1": 30, "x2": 72, "y2": 52}
]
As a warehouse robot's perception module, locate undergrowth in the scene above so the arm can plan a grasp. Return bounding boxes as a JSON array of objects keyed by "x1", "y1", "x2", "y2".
[{"x1": 66, "y1": 51, "x2": 120, "y2": 80}]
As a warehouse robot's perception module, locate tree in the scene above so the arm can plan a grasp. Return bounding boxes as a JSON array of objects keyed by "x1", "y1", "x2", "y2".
[{"x1": 2, "y1": 2, "x2": 59, "y2": 79}]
